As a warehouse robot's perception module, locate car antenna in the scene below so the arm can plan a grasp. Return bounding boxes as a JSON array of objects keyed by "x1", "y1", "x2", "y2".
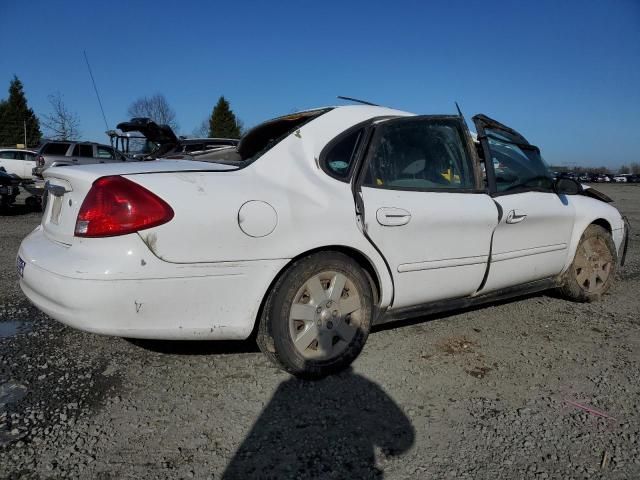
[
  {"x1": 337, "y1": 96, "x2": 379, "y2": 106},
  {"x1": 455, "y1": 101, "x2": 464, "y2": 117},
  {"x1": 83, "y1": 50, "x2": 110, "y2": 133}
]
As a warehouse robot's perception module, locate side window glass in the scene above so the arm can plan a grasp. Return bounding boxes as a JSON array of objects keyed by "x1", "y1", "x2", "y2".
[
  {"x1": 72, "y1": 144, "x2": 94, "y2": 157},
  {"x1": 364, "y1": 119, "x2": 474, "y2": 190},
  {"x1": 486, "y1": 129, "x2": 552, "y2": 192},
  {"x1": 324, "y1": 129, "x2": 363, "y2": 179},
  {"x1": 96, "y1": 147, "x2": 115, "y2": 159},
  {"x1": 0, "y1": 151, "x2": 17, "y2": 159},
  {"x1": 42, "y1": 143, "x2": 71, "y2": 155},
  {"x1": 15, "y1": 152, "x2": 25, "y2": 160}
]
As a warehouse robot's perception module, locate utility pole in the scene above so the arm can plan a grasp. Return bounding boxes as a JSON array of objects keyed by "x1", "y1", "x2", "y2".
[{"x1": 23, "y1": 119, "x2": 27, "y2": 147}]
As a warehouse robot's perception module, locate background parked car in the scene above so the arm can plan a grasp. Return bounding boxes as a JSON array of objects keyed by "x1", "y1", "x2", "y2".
[
  {"x1": 613, "y1": 175, "x2": 628, "y2": 183},
  {"x1": 595, "y1": 174, "x2": 611, "y2": 183},
  {"x1": 0, "y1": 148, "x2": 37, "y2": 180},
  {"x1": 578, "y1": 173, "x2": 592, "y2": 182},
  {"x1": 557, "y1": 172, "x2": 578, "y2": 180},
  {"x1": 33, "y1": 141, "x2": 129, "y2": 178}
]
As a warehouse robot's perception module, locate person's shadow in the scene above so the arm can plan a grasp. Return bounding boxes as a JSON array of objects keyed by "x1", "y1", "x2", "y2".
[{"x1": 222, "y1": 368, "x2": 415, "y2": 479}]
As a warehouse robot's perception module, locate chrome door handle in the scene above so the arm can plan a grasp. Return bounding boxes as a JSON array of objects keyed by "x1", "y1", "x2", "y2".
[
  {"x1": 506, "y1": 210, "x2": 527, "y2": 224},
  {"x1": 376, "y1": 207, "x2": 411, "y2": 226}
]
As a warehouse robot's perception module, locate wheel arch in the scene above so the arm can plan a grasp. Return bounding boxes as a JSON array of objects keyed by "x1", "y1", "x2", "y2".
[
  {"x1": 590, "y1": 217, "x2": 612, "y2": 233},
  {"x1": 248, "y1": 245, "x2": 387, "y2": 340},
  {"x1": 561, "y1": 214, "x2": 619, "y2": 274}
]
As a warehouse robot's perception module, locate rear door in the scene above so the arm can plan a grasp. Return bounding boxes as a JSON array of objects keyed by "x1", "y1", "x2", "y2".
[
  {"x1": 22, "y1": 152, "x2": 36, "y2": 178},
  {"x1": 473, "y1": 115, "x2": 575, "y2": 292},
  {"x1": 358, "y1": 116, "x2": 499, "y2": 309},
  {"x1": 70, "y1": 144, "x2": 96, "y2": 165}
]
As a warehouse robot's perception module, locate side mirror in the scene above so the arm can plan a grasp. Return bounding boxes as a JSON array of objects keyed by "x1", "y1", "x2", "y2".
[{"x1": 554, "y1": 177, "x2": 582, "y2": 195}]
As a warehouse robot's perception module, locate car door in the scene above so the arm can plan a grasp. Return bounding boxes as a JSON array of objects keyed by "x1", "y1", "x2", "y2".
[
  {"x1": 358, "y1": 116, "x2": 499, "y2": 309},
  {"x1": 70, "y1": 144, "x2": 95, "y2": 165},
  {"x1": 473, "y1": 115, "x2": 575, "y2": 292},
  {"x1": 13, "y1": 151, "x2": 35, "y2": 178},
  {"x1": 0, "y1": 151, "x2": 15, "y2": 174},
  {"x1": 21, "y1": 152, "x2": 36, "y2": 178}
]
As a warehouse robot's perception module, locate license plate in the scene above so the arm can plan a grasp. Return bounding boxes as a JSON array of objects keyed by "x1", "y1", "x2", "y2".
[{"x1": 16, "y1": 256, "x2": 25, "y2": 278}]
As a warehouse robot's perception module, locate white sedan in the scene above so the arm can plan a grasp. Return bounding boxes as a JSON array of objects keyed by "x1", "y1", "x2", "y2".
[{"x1": 17, "y1": 105, "x2": 628, "y2": 377}]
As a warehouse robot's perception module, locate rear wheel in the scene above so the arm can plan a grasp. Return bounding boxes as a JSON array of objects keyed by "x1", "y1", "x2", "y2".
[
  {"x1": 559, "y1": 225, "x2": 617, "y2": 302},
  {"x1": 257, "y1": 252, "x2": 373, "y2": 378}
]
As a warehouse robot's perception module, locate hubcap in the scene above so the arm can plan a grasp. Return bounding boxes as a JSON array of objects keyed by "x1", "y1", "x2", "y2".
[
  {"x1": 288, "y1": 271, "x2": 363, "y2": 360},
  {"x1": 574, "y1": 236, "x2": 613, "y2": 293}
]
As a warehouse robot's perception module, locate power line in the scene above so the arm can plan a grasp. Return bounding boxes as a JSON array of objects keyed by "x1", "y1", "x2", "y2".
[{"x1": 83, "y1": 50, "x2": 109, "y2": 132}]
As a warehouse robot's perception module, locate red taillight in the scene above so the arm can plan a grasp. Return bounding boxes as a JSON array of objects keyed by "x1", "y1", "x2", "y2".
[{"x1": 75, "y1": 176, "x2": 174, "y2": 238}]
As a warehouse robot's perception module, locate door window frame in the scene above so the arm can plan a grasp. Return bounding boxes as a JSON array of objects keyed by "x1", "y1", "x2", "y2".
[
  {"x1": 96, "y1": 146, "x2": 116, "y2": 159},
  {"x1": 72, "y1": 144, "x2": 95, "y2": 158},
  {"x1": 354, "y1": 115, "x2": 485, "y2": 194},
  {"x1": 319, "y1": 117, "x2": 397, "y2": 183},
  {"x1": 473, "y1": 114, "x2": 554, "y2": 197}
]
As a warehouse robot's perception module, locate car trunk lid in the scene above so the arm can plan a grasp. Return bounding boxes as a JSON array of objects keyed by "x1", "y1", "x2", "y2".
[
  {"x1": 41, "y1": 160, "x2": 238, "y2": 246},
  {"x1": 116, "y1": 118, "x2": 178, "y2": 145}
]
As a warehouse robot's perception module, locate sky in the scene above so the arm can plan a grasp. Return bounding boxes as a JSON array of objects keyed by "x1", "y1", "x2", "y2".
[{"x1": 1, "y1": 0, "x2": 639, "y2": 168}]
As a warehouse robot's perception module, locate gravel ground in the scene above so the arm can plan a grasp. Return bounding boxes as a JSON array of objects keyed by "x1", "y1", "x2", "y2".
[{"x1": 0, "y1": 184, "x2": 638, "y2": 479}]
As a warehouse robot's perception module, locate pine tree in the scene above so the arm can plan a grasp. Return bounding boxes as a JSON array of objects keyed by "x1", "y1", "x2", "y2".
[
  {"x1": 208, "y1": 96, "x2": 242, "y2": 139},
  {"x1": 0, "y1": 76, "x2": 42, "y2": 147}
]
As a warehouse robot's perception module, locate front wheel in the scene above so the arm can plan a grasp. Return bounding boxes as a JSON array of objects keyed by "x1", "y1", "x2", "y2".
[
  {"x1": 257, "y1": 252, "x2": 373, "y2": 378},
  {"x1": 558, "y1": 224, "x2": 617, "y2": 302}
]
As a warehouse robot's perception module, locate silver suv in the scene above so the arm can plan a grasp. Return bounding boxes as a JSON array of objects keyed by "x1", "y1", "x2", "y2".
[{"x1": 33, "y1": 141, "x2": 129, "y2": 178}]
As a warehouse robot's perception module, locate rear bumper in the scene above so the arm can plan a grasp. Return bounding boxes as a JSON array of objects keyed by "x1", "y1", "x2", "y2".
[{"x1": 18, "y1": 227, "x2": 288, "y2": 340}]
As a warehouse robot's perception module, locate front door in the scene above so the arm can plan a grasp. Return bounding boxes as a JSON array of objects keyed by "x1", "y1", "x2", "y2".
[
  {"x1": 473, "y1": 115, "x2": 575, "y2": 292},
  {"x1": 358, "y1": 116, "x2": 499, "y2": 309}
]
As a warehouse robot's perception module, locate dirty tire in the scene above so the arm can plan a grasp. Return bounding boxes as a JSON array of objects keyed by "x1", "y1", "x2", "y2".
[
  {"x1": 558, "y1": 224, "x2": 617, "y2": 302},
  {"x1": 256, "y1": 251, "x2": 373, "y2": 379}
]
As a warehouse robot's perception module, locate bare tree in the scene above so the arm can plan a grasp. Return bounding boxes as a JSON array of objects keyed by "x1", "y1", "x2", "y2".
[
  {"x1": 630, "y1": 162, "x2": 640, "y2": 175},
  {"x1": 192, "y1": 118, "x2": 209, "y2": 137},
  {"x1": 127, "y1": 94, "x2": 179, "y2": 132},
  {"x1": 619, "y1": 165, "x2": 630, "y2": 174},
  {"x1": 41, "y1": 93, "x2": 80, "y2": 140}
]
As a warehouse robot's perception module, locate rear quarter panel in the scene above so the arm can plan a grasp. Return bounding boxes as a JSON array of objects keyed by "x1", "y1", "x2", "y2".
[
  {"x1": 128, "y1": 139, "x2": 371, "y2": 264},
  {"x1": 127, "y1": 113, "x2": 401, "y2": 307}
]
